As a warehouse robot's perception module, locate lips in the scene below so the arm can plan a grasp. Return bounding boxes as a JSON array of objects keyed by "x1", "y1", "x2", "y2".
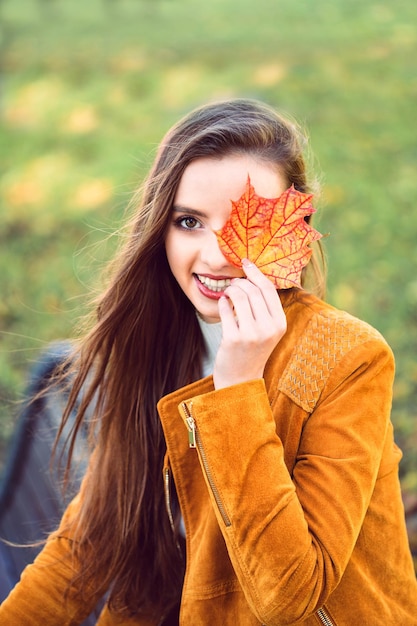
[{"x1": 194, "y1": 274, "x2": 234, "y2": 301}]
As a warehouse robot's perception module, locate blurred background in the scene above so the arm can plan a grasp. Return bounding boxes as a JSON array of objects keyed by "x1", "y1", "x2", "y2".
[{"x1": 1, "y1": 0, "x2": 416, "y2": 556}]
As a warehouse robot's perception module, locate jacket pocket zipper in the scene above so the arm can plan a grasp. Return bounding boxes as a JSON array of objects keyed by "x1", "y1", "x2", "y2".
[
  {"x1": 164, "y1": 464, "x2": 182, "y2": 554},
  {"x1": 182, "y1": 401, "x2": 232, "y2": 527},
  {"x1": 316, "y1": 607, "x2": 335, "y2": 626},
  {"x1": 164, "y1": 465, "x2": 176, "y2": 533}
]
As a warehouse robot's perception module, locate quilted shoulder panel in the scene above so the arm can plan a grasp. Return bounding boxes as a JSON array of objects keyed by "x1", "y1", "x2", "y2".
[{"x1": 278, "y1": 309, "x2": 384, "y2": 413}]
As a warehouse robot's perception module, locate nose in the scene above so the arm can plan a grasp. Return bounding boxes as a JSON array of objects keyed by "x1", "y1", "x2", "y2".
[{"x1": 200, "y1": 230, "x2": 230, "y2": 270}]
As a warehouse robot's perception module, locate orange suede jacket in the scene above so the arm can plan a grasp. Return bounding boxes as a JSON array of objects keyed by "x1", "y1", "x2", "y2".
[{"x1": 1, "y1": 290, "x2": 417, "y2": 625}]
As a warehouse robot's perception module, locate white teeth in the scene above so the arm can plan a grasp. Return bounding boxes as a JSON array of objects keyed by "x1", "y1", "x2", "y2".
[{"x1": 197, "y1": 275, "x2": 232, "y2": 292}]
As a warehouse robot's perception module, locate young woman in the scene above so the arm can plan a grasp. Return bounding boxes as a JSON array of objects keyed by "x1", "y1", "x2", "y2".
[{"x1": 1, "y1": 99, "x2": 416, "y2": 625}]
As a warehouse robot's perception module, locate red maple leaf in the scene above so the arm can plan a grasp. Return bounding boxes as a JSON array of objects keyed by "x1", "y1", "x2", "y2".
[{"x1": 215, "y1": 177, "x2": 322, "y2": 289}]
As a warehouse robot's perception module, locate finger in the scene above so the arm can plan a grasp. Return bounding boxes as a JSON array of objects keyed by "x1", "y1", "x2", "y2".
[
  {"x1": 241, "y1": 258, "x2": 284, "y2": 317},
  {"x1": 226, "y1": 278, "x2": 271, "y2": 321},
  {"x1": 241, "y1": 258, "x2": 275, "y2": 289},
  {"x1": 223, "y1": 283, "x2": 258, "y2": 326},
  {"x1": 218, "y1": 296, "x2": 239, "y2": 335}
]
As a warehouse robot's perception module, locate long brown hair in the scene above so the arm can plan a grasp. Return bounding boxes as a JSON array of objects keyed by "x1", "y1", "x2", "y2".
[{"x1": 56, "y1": 99, "x2": 326, "y2": 619}]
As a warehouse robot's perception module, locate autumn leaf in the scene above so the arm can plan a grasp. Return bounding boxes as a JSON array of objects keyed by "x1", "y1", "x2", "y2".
[{"x1": 215, "y1": 177, "x2": 322, "y2": 289}]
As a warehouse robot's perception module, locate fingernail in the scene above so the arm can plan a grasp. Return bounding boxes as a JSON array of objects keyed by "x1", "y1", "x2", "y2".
[{"x1": 242, "y1": 258, "x2": 255, "y2": 268}]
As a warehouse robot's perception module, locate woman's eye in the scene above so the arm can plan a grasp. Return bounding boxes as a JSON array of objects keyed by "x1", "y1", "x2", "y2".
[{"x1": 176, "y1": 216, "x2": 201, "y2": 230}]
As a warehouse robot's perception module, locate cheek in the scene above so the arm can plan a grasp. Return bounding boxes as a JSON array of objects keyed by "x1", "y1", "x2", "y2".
[
  {"x1": 165, "y1": 229, "x2": 191, "y2": 275},
  {"x1": 165, "y1": 225, "x2": 180, "y2": 254}
]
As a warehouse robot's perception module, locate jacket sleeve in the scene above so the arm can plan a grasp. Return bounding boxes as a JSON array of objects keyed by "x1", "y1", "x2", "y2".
[
  {"x1": 0, "y1": 479, "x2": 103, "y2": 625},
  {"x1": 180, "y1": 337, "x2": 395, "y2": 624}
]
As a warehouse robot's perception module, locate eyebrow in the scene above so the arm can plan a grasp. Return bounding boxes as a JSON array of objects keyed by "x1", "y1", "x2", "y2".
[{"x1": 171, "y1": 205, "x2": 208, "y2": 218}]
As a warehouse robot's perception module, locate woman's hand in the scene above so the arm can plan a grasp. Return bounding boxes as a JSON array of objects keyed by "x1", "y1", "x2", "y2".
[{"x1": 213, "y1": 259, "x2": 287, "y2": 390}]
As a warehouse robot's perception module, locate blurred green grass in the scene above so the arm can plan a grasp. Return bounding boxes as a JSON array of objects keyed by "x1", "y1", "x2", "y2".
[{"x1": 1, "y1": 0, "x2": 417, "y2": 497}]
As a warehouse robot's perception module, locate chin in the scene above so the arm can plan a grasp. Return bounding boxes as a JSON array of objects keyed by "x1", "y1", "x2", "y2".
[{"x1": 196, "y1": 308, "x2": 221, "y2": 324}]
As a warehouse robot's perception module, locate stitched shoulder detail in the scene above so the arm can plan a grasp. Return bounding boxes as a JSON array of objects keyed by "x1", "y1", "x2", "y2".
[{"x1": 278, "y1": 309, "x2": 384, "y2": 413}]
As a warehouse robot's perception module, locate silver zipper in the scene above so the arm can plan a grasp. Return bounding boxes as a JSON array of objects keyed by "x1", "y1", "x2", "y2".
[
  {"x1": 181, "y1": 401, "x2": 232, "y2": 527},
  {"x1": 316, "y1": 607, "x2": 335, "y2": 626}
]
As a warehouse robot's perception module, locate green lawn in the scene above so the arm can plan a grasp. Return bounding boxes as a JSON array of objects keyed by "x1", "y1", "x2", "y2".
[{"x1": 1, "y1": 0, "x2": 417, "y2": 498}]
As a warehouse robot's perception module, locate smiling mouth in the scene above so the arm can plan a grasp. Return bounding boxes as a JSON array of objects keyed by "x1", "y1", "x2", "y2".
[{"x1": 196, "y1": 274, "x2": 232, "y2": 292}]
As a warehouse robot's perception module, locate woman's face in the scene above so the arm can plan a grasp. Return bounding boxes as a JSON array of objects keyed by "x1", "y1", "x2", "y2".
[{"x1": 165, "y1": 154, "x2": 288, "y2": 323}]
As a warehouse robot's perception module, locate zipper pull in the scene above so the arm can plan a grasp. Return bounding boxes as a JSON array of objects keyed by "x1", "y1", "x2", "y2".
[
  {"x1": 186, "y1": 416, "x2": 196, "y2": 448},
  {"x1": 181, "y1": 401, "x2": 197, "y2": 449}
]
